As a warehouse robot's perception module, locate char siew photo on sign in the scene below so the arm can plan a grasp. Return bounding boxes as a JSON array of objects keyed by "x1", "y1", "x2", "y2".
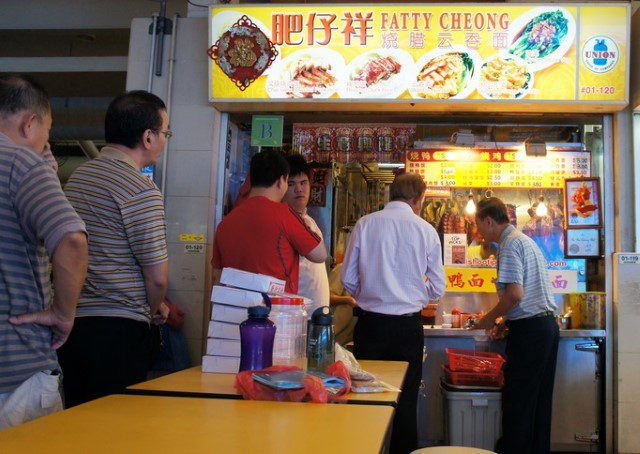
[{"x1": 564, "y1": 177, "x2": 602, "y2": 228}]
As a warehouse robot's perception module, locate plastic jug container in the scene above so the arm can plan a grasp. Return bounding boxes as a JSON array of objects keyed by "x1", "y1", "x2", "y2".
[
  {"x1": 307, "y1": 306, "x2": 335, "y2": 373},
  {"x1": 239, "y1": 305, "x2": 276, "y2": 372},
  {"x1": 270, "y1": 297, "x2": 307, "y2": 368}
]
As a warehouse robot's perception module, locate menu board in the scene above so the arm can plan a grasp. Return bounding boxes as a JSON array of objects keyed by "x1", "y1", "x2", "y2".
[
  {"x1": 406, "y1": 149, "x2": 591, "y2": 189},
  {"x1": 209, "y1": 4, "x2": 628, "y2": 104}
]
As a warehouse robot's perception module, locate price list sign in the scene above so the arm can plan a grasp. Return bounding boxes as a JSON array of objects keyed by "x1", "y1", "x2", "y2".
[{"x1": 406, "y1": 149, "x2": 591, "y2": 189}]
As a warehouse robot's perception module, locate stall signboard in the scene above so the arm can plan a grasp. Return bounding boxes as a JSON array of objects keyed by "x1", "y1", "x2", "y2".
[
  {"x1": 406, "y1": 148, "x2": 591, "y2": 189},
  {"x1": 445, "y1": 266, "x2": 578, "y2": 293},
  {"x1": 209, "y1": 4, "x2": 628, "y2": 105}
]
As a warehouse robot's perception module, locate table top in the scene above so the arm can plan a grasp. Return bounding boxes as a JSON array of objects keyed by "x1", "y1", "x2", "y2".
[
  {"x1": 0, "y1": 394, "x2": 394, "y2": 453},
  {"x1": 127, "y1": 359, "x2": 408, "y2": 405}
]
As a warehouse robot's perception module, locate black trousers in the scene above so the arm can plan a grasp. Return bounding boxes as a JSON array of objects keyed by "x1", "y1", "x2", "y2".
[
  {"x1": 496, "y1": 315, "x2": 559, "y2": 454},
  {"x1": 58, "y1": 316, "x2": 153, "y2": 408},
  {"x1": 353, "y1": 310, "x2": 423, "y2": 454}
]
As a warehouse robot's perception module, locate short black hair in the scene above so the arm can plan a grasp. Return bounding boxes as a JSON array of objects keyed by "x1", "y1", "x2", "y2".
[
  {"x1": 105, "y1": 90, "x2": 166, "y2": 148},
  {"x1": 250, "y1": 150, "x2": 289, "y2": 188},
  {"x1": 476, "y1": 197, "x2": 510, "y2": 224},
  {"x1": 0, "y1": 75, "x2": 50, "y2": 120},
  {"x1": 284, "y1": 154, "x2": 310, "y2": 179}
]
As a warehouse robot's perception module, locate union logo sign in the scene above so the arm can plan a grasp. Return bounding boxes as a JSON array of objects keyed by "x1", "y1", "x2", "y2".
[{"x1": 582, "y1": 36, "x2": 619, "y2": 73}]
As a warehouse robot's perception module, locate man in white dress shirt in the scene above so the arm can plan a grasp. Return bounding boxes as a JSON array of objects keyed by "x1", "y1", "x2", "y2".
[
  {"x1": 341, "y1": 172, "x2": 446, "y2": 454},
  {"x1": 283, "y1": 155, "x2": 356, "y2": 317}
]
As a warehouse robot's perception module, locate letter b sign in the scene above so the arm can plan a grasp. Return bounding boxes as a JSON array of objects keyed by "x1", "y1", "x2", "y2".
[{"x1": 251, "y1": 115, "x2": 284, "y2": 147}]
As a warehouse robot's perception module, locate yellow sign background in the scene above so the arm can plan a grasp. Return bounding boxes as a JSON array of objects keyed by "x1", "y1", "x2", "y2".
[
  {"x1": 210, "y1": 4, "x2": 627, "y2": 103},
  {"x1": 445, "y1": 266, "x2": 497, "y2": 293},
  {"x1": 445, "y1": 267, "x2": 578, "y2": 293},
  {"x1": 578, "y1": 6, "x2": 627, "y2": 101}
]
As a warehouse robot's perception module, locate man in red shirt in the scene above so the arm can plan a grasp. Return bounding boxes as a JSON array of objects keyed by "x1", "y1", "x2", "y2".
[{"x1": 212, "y1": 151, "x2": 326, "y2": 293}]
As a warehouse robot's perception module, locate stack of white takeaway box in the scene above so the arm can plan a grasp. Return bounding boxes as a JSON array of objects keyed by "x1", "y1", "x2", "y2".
[{"x1": 202, "y1": 267, "x2": 287, "y2": 373}]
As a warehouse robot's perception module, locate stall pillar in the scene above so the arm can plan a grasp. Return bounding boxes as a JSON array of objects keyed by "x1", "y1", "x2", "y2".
[
  {"x1": 127, "y1": 16, "x2": 219, "y2": 365},
  {"x1": 611, "y1": 103, "x2": 640, "y2": 453}
]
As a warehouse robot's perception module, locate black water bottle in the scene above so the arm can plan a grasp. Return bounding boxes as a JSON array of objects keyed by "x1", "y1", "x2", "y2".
[{"x1": 306, "y1": 307, "x2": 334, "y2": 373}]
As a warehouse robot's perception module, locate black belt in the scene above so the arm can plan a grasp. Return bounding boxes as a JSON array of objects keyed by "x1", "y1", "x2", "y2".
[
  {"x1": 353, "y1": 307, "x2": 421, "y2": 318},
  {"x1": 507, "y1": 310, "x2": 554, "y2": 325},
  {"x1": 529, "y1": 310, "x2": 555, "y2": 319}
]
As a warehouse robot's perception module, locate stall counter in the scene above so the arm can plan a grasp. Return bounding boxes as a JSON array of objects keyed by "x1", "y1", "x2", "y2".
[{"x1": 423, "y1": 326, "x2": 606, "y2": 338}]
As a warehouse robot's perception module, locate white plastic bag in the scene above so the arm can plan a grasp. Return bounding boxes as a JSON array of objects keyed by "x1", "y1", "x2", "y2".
[{"x1": 335, "y1": 343, "x2": 401, "y2": 393}]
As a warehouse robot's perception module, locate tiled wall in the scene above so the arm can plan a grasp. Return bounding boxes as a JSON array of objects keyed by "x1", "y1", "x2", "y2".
[{"x1": 128, "y1": 17, "x2": 217, "y2": 365}]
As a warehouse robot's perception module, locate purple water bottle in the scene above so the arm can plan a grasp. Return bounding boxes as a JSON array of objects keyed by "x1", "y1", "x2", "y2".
[{"x1": 239, "y1": 305, "x2": 276, "y2": 372}]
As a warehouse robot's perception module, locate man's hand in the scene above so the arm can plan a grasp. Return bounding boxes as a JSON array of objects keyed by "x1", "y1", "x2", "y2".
[
  {"x1": 489, "y1": 317, "x2": 508, "y2": 340},
  {"x1": 330, "y1": 294, "x2": 357, "y2": 307},
  {"x1": 152, "y1": 302, "x2": 170, "y2": 326},
  {"x1": 471, "y1": 314, "x2": 496, "y2": 331},
  {"x1": 339, "y1": 296, "x2": 357, "y2": 307},
  {"x1": 9, "y1": 308, "x2": 74, "y2": 350}
]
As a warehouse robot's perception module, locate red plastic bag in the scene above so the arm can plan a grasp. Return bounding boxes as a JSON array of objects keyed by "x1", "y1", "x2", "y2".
[
  {"x1": 326, "y1": 360, "x2": 352, "y2": 396},
  {"x1": 234, "y1": 361, "x2": 351, "y2": 403},
  {"x1": 163, "y1": 298, "x2": 185, "y2": 330}
]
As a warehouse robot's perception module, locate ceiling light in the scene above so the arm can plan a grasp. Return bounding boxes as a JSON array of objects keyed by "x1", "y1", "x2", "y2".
[
  {"x1": 535, "y1": 195, "x2": 548, "y2": 217},
  {"x1": 465, "y1": 191, "x2": 476, "y2": 215}
]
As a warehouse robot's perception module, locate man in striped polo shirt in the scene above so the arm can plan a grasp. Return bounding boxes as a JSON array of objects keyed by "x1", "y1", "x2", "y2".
[
  {"x1": 60, "y1": 91, "x2": 170, "y2": 407},
  {"x1": 0, "y1": 75, "x2": 88, "y2": 429},
  {"x1": 473, "y1": 197, "x2": 559, "y2": 454}
]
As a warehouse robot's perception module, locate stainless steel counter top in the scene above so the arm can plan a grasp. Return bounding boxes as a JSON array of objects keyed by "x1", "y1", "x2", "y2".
[{"x1": 423, "y1": 326, "x2": 606, "y2": 338}]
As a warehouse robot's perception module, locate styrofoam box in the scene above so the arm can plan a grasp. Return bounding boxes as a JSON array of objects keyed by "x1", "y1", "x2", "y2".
[
  {"x1": 206, "y1": 338, "x2": 241, "y2": 357},
  {"x1": 211, "y1": 303, "x2": 248, "y2": 324},
  {"x1": 442, "y1": 387, "x2": 502, "y2": 451},
  {"x1": 220, "y1": 267, "x2": 286, "y2": 294},
  {"x1": 211, "y1": 285, "x2": 264, "y2": 308},
  {"x1": 208, "y1": 320, "x2": 240, "y2": 340},
  {"x1": 202, "y1": 355, "x2": 240, "y2": 373}
]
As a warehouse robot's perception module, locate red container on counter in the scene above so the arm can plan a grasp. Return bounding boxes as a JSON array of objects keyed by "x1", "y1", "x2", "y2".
[{"x1": 446, "y1": 348, "x2": 505, "y2": 374}]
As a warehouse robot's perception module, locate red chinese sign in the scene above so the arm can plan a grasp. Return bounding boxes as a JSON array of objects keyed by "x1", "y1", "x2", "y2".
[
  {"x1": 293, "y1": 123, "x2": 416, "y2": 163},
  {"x1": 308, "y1": 168, "x2": 329, "y2": 207}
]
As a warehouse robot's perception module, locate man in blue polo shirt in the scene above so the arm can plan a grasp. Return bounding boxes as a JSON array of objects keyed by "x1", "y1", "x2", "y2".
[{"x1": 473, "y1": 197, "x2": 559, "y2": 454}]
